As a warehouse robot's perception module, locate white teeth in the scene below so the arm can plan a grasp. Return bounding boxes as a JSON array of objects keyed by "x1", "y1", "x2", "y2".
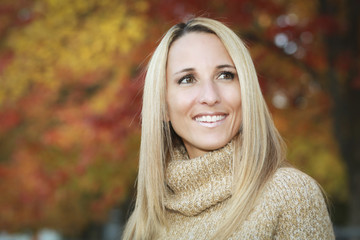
[{"x1": 195, "y1": 115, "x2": 225, "y2": 123}]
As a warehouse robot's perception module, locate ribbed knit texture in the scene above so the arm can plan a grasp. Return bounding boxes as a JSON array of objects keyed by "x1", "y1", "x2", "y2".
[{"x1": 159, "y1": 144, "x2": 335, "y2": 239}]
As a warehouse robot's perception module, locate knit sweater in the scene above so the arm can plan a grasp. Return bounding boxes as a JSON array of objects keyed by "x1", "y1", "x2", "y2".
[{"x1": 159, "y1": 144, "x2": 335, "y2": 239}]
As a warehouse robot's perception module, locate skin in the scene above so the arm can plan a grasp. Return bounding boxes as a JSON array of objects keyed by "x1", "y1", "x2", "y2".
[{"x1": 166, "y1": 32, "x2": 242, "y2": 158}]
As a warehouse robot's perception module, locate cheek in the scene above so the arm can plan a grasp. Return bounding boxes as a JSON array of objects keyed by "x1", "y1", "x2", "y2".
[
  {"x1": 167, "y1": 94, "x2": 183, "y2": 123},
  {"x1": 223, "y1": 88, "x2": 242, "y2": 120},
  {"x1": 235, "y1": 96, "x2": 242, "y2": 114},
  {"x1": 232, "y1": 101, "x2": 242, "y2": 126},
  {"x1": 167, "y1": 89, "x2": 196, "y2": 120},
  {"x1": 223, "y1": 85, "x2": 241, "y2": 107},
  {"x1": 167, "y1": 97, "x2": 188, "y2": 121}
]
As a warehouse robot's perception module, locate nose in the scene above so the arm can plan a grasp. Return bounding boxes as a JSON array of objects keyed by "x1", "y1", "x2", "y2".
[{"x1": 199, "y1": 80, "x2": 221, "y2": 105}]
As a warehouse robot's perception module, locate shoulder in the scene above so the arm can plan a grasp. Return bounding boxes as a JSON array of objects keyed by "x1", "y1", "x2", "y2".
[
  {"x1": 272, "y1": 167, "x2": 318, "y2": 185},
  {"x1": 262, "y1": 167, "x2": 335, "y2": 239},
  {"x1": 261, "y1": 167, "x2": 329, "y2": 218},
  {"x1": 267, "y1": 167, "x2": 323, "y2": 200}
]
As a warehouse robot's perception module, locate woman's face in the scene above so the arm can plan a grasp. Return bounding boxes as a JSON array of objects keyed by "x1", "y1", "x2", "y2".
[{"x1": 166, "y1": 32, "x2": 242, "y2": 158}]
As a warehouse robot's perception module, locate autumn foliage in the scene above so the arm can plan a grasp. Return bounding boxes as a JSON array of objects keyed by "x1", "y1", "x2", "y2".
[
  {"x1": 0, "y1": 0, "x2": 146, "y2": 234},
  {"x1": 1, "y1": 0, "x2": 359, "y2": 235}
]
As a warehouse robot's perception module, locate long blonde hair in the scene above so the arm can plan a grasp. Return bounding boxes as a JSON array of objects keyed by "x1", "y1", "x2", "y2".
[{"x1": 122, "y1": 17, "x2": 286, "y2": 240}]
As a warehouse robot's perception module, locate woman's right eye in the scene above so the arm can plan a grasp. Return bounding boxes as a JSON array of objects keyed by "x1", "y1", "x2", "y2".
[{"x1": 178, "y1": 75, "x2": 195, "y2": 85}]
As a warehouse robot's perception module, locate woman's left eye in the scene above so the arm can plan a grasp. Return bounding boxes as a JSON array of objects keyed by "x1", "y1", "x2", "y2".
[{"x1": 218, "y1": 71, "x2": 235, "y2": 80}]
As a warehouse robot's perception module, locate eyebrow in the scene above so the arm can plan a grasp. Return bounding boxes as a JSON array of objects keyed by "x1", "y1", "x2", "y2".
[
  {"x1": 216, "y1": 64, "x2": 236, "y2": 69},
  {"x1": 174, "y1": 68, "x2": 195, "y2": 75},
  {"x1": 173, "y1": 64, "x2": 236, "y2": 75}
]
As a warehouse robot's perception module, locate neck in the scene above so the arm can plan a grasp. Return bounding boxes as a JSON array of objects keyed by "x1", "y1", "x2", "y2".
[{"x1": 165, "y1": 143, "x2": 233, "y2": 216}]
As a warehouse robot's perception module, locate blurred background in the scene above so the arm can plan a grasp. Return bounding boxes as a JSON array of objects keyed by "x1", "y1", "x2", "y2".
[{"x1": 0, "y1": 0, "x2": 359, "y2": 239}]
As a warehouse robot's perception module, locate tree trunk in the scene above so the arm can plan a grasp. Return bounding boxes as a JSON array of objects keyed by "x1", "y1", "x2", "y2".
[{"x1": 321, "y1": 0, "x2": 360, "y2": 233}]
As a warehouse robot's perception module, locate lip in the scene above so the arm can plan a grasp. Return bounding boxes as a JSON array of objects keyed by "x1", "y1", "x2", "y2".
[{"x1": 193, "y1": 112, "x2": 228, "y2": 128}]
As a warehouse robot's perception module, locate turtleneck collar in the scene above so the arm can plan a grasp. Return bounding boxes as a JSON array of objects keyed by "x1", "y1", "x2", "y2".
[{"x1": 164, "y1": 143, "x2": 233, "y2": 216}]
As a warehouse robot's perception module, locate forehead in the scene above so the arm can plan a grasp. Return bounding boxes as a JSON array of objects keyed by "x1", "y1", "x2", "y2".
[{"x1": 167, "y1": 32, "x2": 234, "y2": 70}]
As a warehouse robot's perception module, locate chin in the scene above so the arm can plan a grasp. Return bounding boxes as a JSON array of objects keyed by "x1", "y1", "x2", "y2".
[{"x1": 199, "y1": 140, "x2": 231, "y2": 151}]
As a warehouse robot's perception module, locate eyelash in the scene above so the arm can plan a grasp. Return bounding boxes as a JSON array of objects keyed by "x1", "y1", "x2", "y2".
[
  {"x1": 177, "y1": 74, "x2": 195, "y2": 84},
  {"x1": 177, "y1": 71, "x2": 236, "y2": 85},
  {"x1": 218, "y1": 71, "x2": 235, "y2": 80}
]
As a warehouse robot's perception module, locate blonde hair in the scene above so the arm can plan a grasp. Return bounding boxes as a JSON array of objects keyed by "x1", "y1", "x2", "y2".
[{"x1": 122, "y1": 17, "x2": 286, "y2": 240}]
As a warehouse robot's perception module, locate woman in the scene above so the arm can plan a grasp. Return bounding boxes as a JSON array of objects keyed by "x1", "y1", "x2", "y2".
[{"x1": 122, "y1": 17, "x2": 334, "y2": 240}]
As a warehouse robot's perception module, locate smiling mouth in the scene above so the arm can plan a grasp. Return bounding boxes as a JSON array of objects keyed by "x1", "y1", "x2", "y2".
[
  {"x1": 194, "y1": 114, "x2": 227, "y2": 127},
  {"x1": 195, "y1": 115, "x2": 226, "y2": 123}
]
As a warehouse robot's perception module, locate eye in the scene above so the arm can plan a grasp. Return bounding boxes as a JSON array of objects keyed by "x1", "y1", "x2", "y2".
[
  {"x1": 178, "y1": 74, "x2": 195, "y2": 85},
  {"x1": 218, "y1": 71, "x2": 235, "y2": 80}
]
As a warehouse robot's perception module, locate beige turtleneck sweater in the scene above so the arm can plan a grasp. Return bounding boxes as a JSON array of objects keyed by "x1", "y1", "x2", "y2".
[{"x1": 159, "y1": 144, "x2": 335, "y2": 239}]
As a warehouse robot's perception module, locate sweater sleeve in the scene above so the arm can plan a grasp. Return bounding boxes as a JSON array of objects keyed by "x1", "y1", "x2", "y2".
[{"x1": 271, "y1": 168, "x2": 335, "y2": 240}]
